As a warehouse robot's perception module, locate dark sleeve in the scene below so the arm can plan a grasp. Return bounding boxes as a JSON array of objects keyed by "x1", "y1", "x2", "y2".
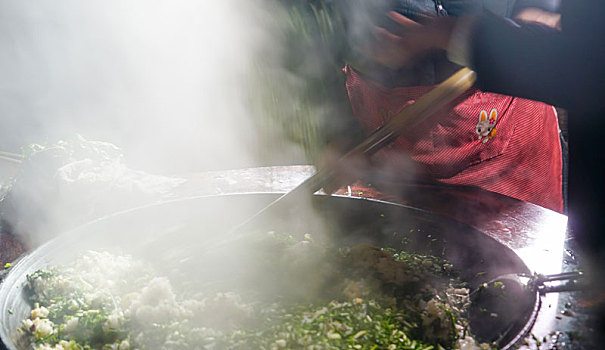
[
  {"x1": 469, "y1": 0, "x2": 605, "y2": 113},
  {"x1": 512, "y1": 0, "x2": 560, "y2": 15},
  {"x1": 442, "y1": 0, "x2": 515, "y2": 17},
  {"x1": 443, "y1": 0, "x2": 559, "y2": 18}
]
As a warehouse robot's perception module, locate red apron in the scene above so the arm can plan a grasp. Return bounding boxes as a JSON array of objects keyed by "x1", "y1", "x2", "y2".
[{"x1": 344, "y1": 65, "x2": 563, "y2": 213}]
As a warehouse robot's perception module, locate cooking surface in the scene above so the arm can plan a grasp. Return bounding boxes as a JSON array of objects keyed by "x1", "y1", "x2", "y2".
[{"x1": 0, "y1": 165, "x2": 595, "y2": 349}]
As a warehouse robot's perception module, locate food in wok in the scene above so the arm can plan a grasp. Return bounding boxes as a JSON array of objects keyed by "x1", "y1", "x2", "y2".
[{"x1": 17, "y1": 232, "x2": 489, "y2": 350}]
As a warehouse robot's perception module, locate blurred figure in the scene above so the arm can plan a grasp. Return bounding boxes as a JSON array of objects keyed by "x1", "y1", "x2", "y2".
[
  {"x1": 365, "y1": 0, "x2": 605, "y2": 342},
  {"x1": 367, "y1": 0, "x2": 605, "y2": 266},
  {"x1": 325, "y1": 0, "x2": 565, "y2": 213}
]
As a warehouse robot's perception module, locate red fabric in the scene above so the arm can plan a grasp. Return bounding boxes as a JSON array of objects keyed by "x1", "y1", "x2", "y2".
[{"x1": 344, "y1": 65, "x2": 563, "y2": 213}]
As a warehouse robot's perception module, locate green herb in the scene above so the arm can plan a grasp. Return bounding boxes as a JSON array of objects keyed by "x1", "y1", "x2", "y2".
[
  {"x1": 20, "y1": 238, "x2": 475, "y2": 350},
  {"x1": 216, "y1": 299, "x2": 436, "y2": 349}
]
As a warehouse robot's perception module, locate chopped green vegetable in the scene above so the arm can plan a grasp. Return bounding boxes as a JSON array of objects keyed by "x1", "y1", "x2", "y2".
[{"x1": 20, "y1": 238, "x2": 480, "y2": 350}]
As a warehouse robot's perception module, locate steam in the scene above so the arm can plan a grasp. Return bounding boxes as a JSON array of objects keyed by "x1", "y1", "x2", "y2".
[
  {"x1": 0, "y1": 0, "x2": 327, "y2": 241},
  {"x1": 0, "y1": 0, "x2": 291, "y2": 173},
  {"x1": 0, "y1": 3, "x2": 344, "y2": 344}
]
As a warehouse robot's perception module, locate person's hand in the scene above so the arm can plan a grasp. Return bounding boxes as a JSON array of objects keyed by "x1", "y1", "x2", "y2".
[
  {"x1": 369, "y1": 11, "x2": 457, "y2": 69},
  {"x1": 514, "y1": 8, "x2": 561, "y2": 30}
]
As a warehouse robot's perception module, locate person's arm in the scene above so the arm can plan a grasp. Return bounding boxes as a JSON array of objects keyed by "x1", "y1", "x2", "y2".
[
  {"x1": 371, "y1": 1, "x2": 605, "y2": 113},
  {"x1": 468, "y1": 6, "x2": 604, "y2": 113}
]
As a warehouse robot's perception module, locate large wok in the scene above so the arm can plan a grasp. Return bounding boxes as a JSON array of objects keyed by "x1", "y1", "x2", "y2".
[{"x1": 0, "y1": 193, "x2": 539, "y2": 349}]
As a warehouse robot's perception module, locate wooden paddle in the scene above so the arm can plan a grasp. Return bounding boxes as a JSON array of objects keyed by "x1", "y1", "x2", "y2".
[{"x1": 229, "y1": 67, "x2": 476, "y2": 232}]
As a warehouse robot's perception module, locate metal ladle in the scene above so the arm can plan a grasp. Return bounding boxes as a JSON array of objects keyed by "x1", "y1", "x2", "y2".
[{"x1": 468, "y1": 270, "x2": 585, "y2": 348}]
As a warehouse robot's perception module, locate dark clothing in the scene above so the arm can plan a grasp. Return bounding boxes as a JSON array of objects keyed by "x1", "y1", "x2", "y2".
[
  {"x1": 471, "y1": 1, "x2": 605, "y2": 113},
  {"x1": 470, "y1": 0, "x2": 605, "y2": 340},
  {"x1": 339, "y1": 0, "x2": 565, "y2": 211},
  {"x1": 469, "y1": 0, "x2": 605, "y2": 252},
  {"x1": 339, "y1": 0, "x2": 561, "y2": 88},
  {"x1": 443, "y1": 0, "x2": 560, "y2": 17}
]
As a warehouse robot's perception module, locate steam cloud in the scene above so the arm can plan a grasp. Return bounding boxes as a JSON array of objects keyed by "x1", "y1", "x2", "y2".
[
  {"x1": 0, "y1": 0, "x2": 328, "y2": 246},
  {"x1": 0, "y1": 0, "x2": 295, "y2": 173},
  {"x1": 0, "y1": 3, "x2": 338, "y2": 340}
]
